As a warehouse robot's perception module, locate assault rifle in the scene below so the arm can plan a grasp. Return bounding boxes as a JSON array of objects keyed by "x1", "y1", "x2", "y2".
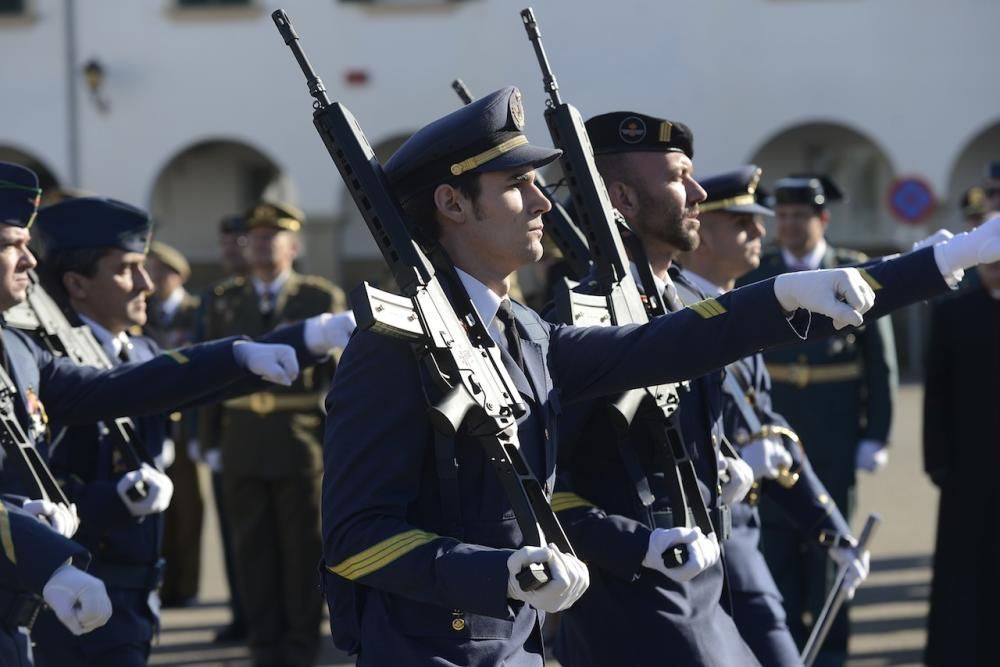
[
  {"x1": 521, "y1": 7, "x2": 724, "y2": 566},
  {"x1": 0, "y1": 365, "x2": 70, "y2": 506},
  {"x1": 273, "y1": 9, "x2": 573, "y2": 590},
  {"x1": 5, "y1": 271, "x2": 153, "y2": 500},
  {"x1": 451, "y1": 78, "x2": 592, "y2": 280}
]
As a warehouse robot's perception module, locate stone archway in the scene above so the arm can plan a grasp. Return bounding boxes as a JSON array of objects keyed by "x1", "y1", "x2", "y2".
[
  {"x1": 946, "y1": 118, "x2": 1000, "y2": 228},
  {"x1": 748, "y1": 122, "x2": 896, "y2": 255},
  {"x1": 148, "y1": 139, "x2": 297, "y2": 288},
  {"x1": 0, "y1": 146, "x2": 61, "y2": 201}
]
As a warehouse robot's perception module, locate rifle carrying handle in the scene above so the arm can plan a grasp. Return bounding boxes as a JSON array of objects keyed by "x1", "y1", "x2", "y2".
[
  {"x1": 662, "y1": 545, "x2": 690, "y2": 569},
  {"x1": 125, "y1": 478, "x2": 148, "y2": 502},
  {"x1": 516, "y1": 562, "x2": 551, "y2": 592}
]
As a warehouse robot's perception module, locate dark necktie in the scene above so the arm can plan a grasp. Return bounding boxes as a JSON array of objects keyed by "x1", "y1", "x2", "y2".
[
  {"x1": 662, "y1": 278, "x2": 684, "y2": 312},
  {"x1": 118, "y1": 340, "x2": 131, "y2": 364},
  {"x1": 495, "y1": 300, "x2": 525, "y2": 372}
]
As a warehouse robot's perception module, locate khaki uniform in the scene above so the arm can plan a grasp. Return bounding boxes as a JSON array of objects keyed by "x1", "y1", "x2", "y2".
[
  {"x1": 199, "y1": 271, "x2": 345, "y2": 667},
  {"x1": 145, "y1": 289, "x2": 204, "y2": 605}
]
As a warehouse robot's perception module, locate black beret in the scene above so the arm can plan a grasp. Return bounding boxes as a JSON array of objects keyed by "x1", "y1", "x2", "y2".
[
  {"x1": 584, "y1": 111, "x2": 693, "y2": 159},
  {"x1": 0, "y1": 162, "x2": 42, "y2": 228},
  {"x1": 699, "y1": 165, "x2": 773, "y2": 217},
  {"x1": 385, "y1": 86, "x2": 561, "y2": 202},
  {"x1": 35, "y1": 197, "x2": 152, "y2": 256}
]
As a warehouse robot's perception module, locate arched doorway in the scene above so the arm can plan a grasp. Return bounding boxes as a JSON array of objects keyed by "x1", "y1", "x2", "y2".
[
  {"x1": 946, "y1": 118, "x2": 1000, "y2": 228},
  {"x1": 748, "y1": 122, "x2": 897, "y2": 255},
  {"x1": 0, "y1": 146, "x2": 61, "y2": 202},
  {"x1": 148, "y1": 139, "x2": 297, "y2": 288}
]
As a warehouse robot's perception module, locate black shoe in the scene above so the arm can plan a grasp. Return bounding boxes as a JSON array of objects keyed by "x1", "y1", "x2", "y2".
[{"x1": 213, "y1": 622, "x2": 248, "y2": 643}]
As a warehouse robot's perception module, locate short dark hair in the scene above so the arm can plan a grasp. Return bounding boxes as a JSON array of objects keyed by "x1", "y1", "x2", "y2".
[
  {"x1": 37, "y1": 247, "x2": 112, "y2": 308},
  {"x1": 398, "y1": 172, "x2": 481, "y2": 243}
]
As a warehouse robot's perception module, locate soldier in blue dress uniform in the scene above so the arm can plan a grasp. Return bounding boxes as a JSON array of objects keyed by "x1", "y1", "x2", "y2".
[
  {"x1": 549, "y1": 114, "x2": 895, "y2": 667},
  {"x1": 20, "y1": 195, "x2": 356, "y2": 666},
  {"x1": 679, "y1": 165, "x2": 871, "y2": 666},
  {"x1": 0, "y1": 499, "x2": 113, "y2": 666},
  {"x1": 0, "y1": 161, "x2": 305, "y2": 665},
  {"x1": 739, "y1": 175, "x2": 897, "y2": 666},
  {"x1": 317, "y1": 90, "x2": 985, "y2": 666}
]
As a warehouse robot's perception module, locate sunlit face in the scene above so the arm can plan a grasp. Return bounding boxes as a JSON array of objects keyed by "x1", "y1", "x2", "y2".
[
  {"x1": 620, "y1": 151, "x2": 706, "y2": 252},
  {"x1": 247, "y1": 226, "x2": 299, "y2": 274},
  {"x1": 0, "y1": 224, "x2": 37, "y2": 311},
  {"x1": 441, "y1": 168, "x2": 552, "y2": 278},
  {"x1": 774, "y1": 203, "x2": 828, "y2": 256},
  {"x1": 698, "y1": 210, "x2": 766, "y2": 278},
  {"x1": 68, "y1": 249, "x2": 152, "y2": 331}
]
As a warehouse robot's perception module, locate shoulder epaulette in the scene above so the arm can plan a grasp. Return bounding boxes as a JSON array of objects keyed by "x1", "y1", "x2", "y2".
[
  {"x1": 298, "y1": 274, "x2": 342, "y2": 294},
  {"x1": 213, "y1": 275, "x2": 247, "y2": 297},
  {"x1": 834, "y1": 247, "x2": 868, "y2": 263}
]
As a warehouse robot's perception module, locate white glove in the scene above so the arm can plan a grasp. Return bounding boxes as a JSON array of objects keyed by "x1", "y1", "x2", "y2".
[
  {"x1": 934, "y1": 213, "x2": 1000, "y2": 275},
  {"x1": 773, "y1": 268, "x2": 875, "y2": 330},
  {"x1": 506, "y1": 543, "x2": 590, "y2": 613},
  {"x1": 830, "y1": 543, "x2": 871, "y2": 601},
  {"x1": 912, "y1": 229, "x2": 953, "y2": 252},
  {"x1": 116, "y1": 463, "x2": 174, "y2": 516},
  {"x1": 232, "y1": 341, "x2": 299, "y2": 386},
  {"x1": 204, "y1": 448, "x2": 223, "y2": 474},
  {"x1": 740, "y1": 437, "x2": 794, "y2": 481},
  {"x1": 22, "y1": 499, "x2": 80, "y2": 538},
  {"x1": 856, "y1": 439, "x2": 889, "y2": 474},
  {"x1": 304, "y1": 311, "x2": 357, "y2": 355},
  {"x1": 155, "y1": 438, "x2": 176, "y2": 470},
  {"x1": 642, "y1": 526, "x2": 720, "y2": 583},
  {"x1": 43, "y1": 563, "x2": 113, "y2": 635},
  {"x1": 718, "y1": 455, "x2": 755, "y2": 506}
]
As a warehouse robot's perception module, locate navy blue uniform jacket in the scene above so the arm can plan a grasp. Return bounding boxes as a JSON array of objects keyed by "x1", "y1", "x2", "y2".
[{"x1": 321, "y1": 248, "x2": 948, "y2": 667}]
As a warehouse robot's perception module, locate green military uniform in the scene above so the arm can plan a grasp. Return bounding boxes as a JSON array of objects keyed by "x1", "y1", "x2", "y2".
[
  {"x1": 740, "y1": 244, "x2": 898, "y2": 664},
  {"x1": 145, "y1": 283, "x2": 204, "y2": 606},
  {"x1": 198, "y1": 203, "x2": 346, "y2": 666}
]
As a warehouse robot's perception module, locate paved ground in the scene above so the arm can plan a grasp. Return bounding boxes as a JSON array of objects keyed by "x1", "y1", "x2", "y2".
[{"x1": 151, "y1": 384, "x2": 936, "y2": 666}]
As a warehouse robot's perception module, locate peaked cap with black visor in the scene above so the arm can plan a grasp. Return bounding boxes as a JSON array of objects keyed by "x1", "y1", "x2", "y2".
[
  {"x1": 34, "y1": 197, "x2": 153, "y2": 258},
  {"x1": 0, "y1": 162, "x2": 43, "y2": 229},
  {"x1": 699, "y1": 165, "x2": 774, "y2": 217},
  {"x1": 384, "y1": 86, "x2": 562, "y2": 203}
]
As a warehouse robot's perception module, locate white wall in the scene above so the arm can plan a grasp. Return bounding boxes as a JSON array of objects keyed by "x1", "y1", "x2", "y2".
[{"x1": 2, "y1": 0, "x2": 999, "y2": 258}]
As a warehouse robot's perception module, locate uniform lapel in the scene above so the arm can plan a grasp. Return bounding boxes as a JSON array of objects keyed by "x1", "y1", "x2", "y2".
[
  {"x1": 820, "y1": 246, "x2": 837, "y2": 269},
  {"x1": 272, "y1": 271, "x2": 300, "y2": 322},
  {"x1": 497, "y1": 339, "x2": 535, "y2": 402}
]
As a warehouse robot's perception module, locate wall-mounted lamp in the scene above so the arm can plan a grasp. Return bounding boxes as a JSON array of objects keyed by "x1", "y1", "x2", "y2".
[{"x1": 82, "y1": 58, "x2": 109, "y2": 113}]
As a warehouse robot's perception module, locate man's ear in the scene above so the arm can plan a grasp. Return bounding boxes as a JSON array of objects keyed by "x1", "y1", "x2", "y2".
[
  {"x1": 62, "y1": 271, "x2": 89, "y2": 301},
  {"x1": 433, "y1": 183, "x2": 468, "y2": 227},
  {"x1": 607, "y1": 180, "x2": 639, "y2": 221}
]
